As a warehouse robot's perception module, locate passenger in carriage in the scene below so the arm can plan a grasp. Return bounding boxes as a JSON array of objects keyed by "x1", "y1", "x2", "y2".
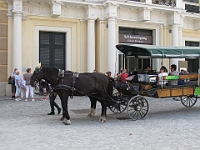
[
  {"x1": 168, "y1": 64, "x2": 179, "y2": 85},
  {"x1": 157, "y1": 66, "x2": 168, "y2": 86},
  {"x1": 119, "y1": 69, "x2": 129, "y2": 85},
  {"x1": 168, "y1": 64, "x2": 180, "y2": 101},
  {"x1": 106, "y1": 71, "x2": 114, "y2": 96},
  {"x1": 178, "y1": 69, "x2": 185, "y2": 85},
  {"x1": 146, "y1": 66, "x2": 157, "y2": 75}
]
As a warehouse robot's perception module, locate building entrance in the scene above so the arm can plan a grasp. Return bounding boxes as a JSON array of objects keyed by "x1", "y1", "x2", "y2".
[
  {"x1": 39, "y1": 31, "x2": 66, "y2": 70},
  {"x1": 118, "y1": 27, "x2": 153, "y2": 73}
]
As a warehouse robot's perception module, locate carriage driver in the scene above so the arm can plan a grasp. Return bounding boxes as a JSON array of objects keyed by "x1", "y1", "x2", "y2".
[{"x1": 106, "y1": 71, "x2": 115, "y2": 96}]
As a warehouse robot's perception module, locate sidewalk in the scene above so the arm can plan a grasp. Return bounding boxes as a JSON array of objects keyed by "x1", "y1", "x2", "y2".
[{"x1": 0, "y1": 94, "x2": 43, "y2": 101}]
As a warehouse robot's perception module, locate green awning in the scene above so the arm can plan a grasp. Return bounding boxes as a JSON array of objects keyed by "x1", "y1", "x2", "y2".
[{"x1": 116, "y1": 43, "x2": 200, "y2": 58}]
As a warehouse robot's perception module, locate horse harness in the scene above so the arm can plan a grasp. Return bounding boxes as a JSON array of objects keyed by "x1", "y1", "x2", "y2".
[
  {"x1": 52, "y1": 69, "x2": 113, "y2": 102},
  {"x1": 55, "y1": 69, "x2": 79, "y2": 98}
]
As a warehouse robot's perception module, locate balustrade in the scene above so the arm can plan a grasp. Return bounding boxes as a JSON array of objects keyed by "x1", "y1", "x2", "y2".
[
  {"x1": 152, "y1": 0, "x2": 176, "y2": 6},
  {"x1": 184, "y1": 1, "x2": 200, "y2": 13}
]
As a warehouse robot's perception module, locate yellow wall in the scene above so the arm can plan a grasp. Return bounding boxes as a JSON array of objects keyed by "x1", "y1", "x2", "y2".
[
  {"x1": 182, "y1": 29, "x2": 200, "y2": 39},
  {"x1": 20, "y1": 16, "x2": 88, "y2": 72},
  {"x1": 0, "y1": 0, "x2": 8, "y2": 82}
]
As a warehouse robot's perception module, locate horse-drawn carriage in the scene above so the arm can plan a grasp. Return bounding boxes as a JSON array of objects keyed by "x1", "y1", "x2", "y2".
[
  {"x1": 30, "y1": 44, "x2": 200, "y2": 125},
  {"x1": 114, "y1": 44, "x2": 200, "y2": 118}
]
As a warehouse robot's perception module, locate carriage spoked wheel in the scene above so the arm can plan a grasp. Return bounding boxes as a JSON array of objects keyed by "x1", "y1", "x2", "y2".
[
  {"x1": 108, "y1": 95, "x2": 129, "y2": 114},
  {"x1": 127, "y1": 95, "x2": 149, "y2": 121},
  {"x1": 180, "y1": 95, "x2": 197, "y2": 108},
  {"x1": 109, "y1": 93, "x2": 130, "y2": 114},
  {"x1": 109, "y1": 103, "x2": 127, "y2": 114}
]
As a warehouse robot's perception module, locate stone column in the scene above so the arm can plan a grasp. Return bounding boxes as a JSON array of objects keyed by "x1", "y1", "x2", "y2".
[
  {"x1": 12, "y1": 0, "x2": 23, "y2": 73},
  {"x1": 107, "y1": 18, "x2": 116, "y2": 76},
  {"x1": 170, "y1": 24, "x2": 179, "y2": 66},
  {"x1": 12, "y1": 12, "x2": 22, "y2": 73},
  {"x1": 87, "y1": 19, "x2": 95, "y2": 72}
]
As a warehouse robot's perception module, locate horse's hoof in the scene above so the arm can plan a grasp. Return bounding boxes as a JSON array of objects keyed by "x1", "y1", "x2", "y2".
[
  {"x1": 63, "y1": 118, "x2": 71, "y2": 125},
  {"x1": 99, "y1": 117, "x2": 106, "y2": 123},
  {"x1": 87, "y1": 113, "x2": 92, "y2": 118},
  {"x1": 87, "y1": 108, "x2": 95, "y2": 118}
]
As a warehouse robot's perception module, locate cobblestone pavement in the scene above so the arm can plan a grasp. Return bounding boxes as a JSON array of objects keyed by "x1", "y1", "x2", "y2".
[{"x1": 0, "y1": 95, "x2": 200, "y2": 150}]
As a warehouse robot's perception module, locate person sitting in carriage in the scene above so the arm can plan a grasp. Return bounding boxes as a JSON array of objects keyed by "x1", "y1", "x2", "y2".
[
  {"x1": 119, "y1": 69, "x2": 129, "y2": 85},
  {"x1": 106, "y1": 71, "x2": 115, "y2": 96},
  {"x1": 157, "y1": 66, "x2": 168, "y2": 87}
]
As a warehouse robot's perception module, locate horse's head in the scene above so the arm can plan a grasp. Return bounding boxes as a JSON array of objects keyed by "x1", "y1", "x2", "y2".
[{"x1": 30, "y1": 68, "x2": 43, "y2": 87}]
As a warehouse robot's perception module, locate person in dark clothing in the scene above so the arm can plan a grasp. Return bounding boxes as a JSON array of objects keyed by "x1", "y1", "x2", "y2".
[
  {"x1": 47, "y1": 87, "x2": 61, "y2": 115},
  {"x1": 106, "y1": 71, "x2": 114, "y2": 96},
  {"x1": 41, "y1": 79, "x2": 49, "y2": 100},
  {"x1": 146, "y1": 66, "x2": 157, "y2": 75}
]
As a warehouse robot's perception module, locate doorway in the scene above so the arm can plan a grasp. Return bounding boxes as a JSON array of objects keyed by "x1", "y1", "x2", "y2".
[{"x1": 39, "y1": 31, "x2": 66, "y2": 70}]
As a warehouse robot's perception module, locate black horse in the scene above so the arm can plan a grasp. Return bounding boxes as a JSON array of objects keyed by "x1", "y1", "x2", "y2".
[{"x1": 30, "y1": 67, "x2": 111, "y2": 125}]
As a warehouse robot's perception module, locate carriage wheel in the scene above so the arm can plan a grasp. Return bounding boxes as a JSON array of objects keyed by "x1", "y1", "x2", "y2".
[
  {"x1": 109, "y1": 97, "x2": 128, "y2": 114},
  {"x1": 127, "y1": 96, "x2": 149, "y2": 121},
  {"x1": 181, "y1": 96, "x2": 197, "y2": 108},
  {"x1": 109, "y1": 103, "x2": 127, "y2": 114}
]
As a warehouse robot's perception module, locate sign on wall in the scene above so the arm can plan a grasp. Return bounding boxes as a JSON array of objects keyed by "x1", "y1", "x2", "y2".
[{"x1": 119, "y1": 34, "x2": 152, "y2": 44}]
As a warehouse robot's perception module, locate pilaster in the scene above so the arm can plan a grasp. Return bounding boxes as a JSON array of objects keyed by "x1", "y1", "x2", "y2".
[
  {"x1": 87, "y1": 18, "x2": 95, "y2": 72},
  {"x1": 107, "y1": 17, "x2": 116, "y2": 77}
]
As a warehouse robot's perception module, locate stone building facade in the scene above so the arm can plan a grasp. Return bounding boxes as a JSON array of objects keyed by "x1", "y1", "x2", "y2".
[
  {"x1": 0, "y1": 0, "x2": 8, "y2": 95},
  {"x1": 0, "y1": 0, "x2": 200, "y2": 96}
]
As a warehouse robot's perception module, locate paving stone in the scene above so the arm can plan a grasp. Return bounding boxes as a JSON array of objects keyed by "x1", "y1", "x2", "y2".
[{"x1": 0, "y1": 95, "x2": 200, "y2": 149}]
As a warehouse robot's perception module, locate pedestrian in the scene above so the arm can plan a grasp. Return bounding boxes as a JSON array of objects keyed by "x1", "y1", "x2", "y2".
[
  {"x1": 10, "y1": 68, "x2": 18, "y2": 98},
  {"x1": 47, "y1": 91, "x2": 61, "y2": 115},
  {"x1": 14, "y1": 70, "x2": 21, "y2": 101},
  {"x1": 41, "y1": 79, "x2": 48, "y2": 101},
  {"x1": 23, "y1": 68, "x2": 34, "y2": 101}
]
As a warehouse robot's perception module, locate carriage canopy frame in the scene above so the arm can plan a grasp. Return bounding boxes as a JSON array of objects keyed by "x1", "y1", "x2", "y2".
[{"x1": 116, "y1": 44, "x2": 200, "y2": 59}]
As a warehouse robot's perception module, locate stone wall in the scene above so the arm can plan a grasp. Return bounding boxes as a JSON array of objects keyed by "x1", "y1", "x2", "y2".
[
  {"x1": 0, "y1": 1, "x2": 8, "y2": 83},
  {"x1": 0, "y1": 0, "x2": 8, "y2": 95}
]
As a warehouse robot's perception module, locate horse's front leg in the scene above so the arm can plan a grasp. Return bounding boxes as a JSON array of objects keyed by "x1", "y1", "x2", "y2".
[
  {"x1": 59, "y1": 92, "x2": 71, "y2": 125},
  {"x1": 99, "y1": 102, "x2": 107, "y2": 123}
]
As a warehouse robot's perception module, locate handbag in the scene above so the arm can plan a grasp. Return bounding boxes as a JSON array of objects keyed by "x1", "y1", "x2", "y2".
[{"x1": 8, "y1": 76, "x2": 13, "y2": 84}]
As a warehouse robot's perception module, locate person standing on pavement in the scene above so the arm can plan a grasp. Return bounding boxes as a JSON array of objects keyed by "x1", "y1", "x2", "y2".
[
  {"x1": 41, "y1": 79, "x2": 48, "y2": 101},
  {"x1": 47, "y1": 85, "x2": 61, "y2": 115},
  {"x1": 23, "y1": 68, "x2": 34, "y2": 101},
  {"x1": 14, "y1": 70, "x2": 21, "y2": 101},
  {"x1": 10, "y1": 68, "x2": 18, "y2": 98}
]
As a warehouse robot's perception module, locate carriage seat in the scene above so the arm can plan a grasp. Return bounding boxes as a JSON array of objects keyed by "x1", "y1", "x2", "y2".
[
  {"x1": 161, "y1": 81, "x2": 198, "y2": 89},
  {"x1": 160, "y1": 74, "x2": 198, "y2": 89}
]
